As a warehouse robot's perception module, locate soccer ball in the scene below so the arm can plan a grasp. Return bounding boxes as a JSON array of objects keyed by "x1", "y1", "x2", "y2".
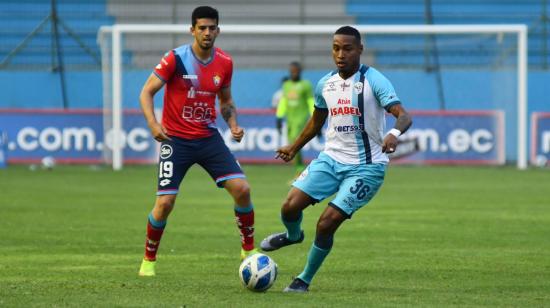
[
  {"x1": 535, "y1": 155, "x2": 548, "y2": 167},
  {"x1": 239, "y1": 253, "x2": 278, "y2": 292},
  {"x1": 41, "y1": 156, "x2": 56, "y2": 170}
]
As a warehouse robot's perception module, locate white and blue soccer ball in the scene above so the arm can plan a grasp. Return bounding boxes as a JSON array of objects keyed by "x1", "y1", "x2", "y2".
[
  {"x1": 41, "y1": 156, "x2": 56, "y2": 170},
  {"x1": 535, "y1": 155, "x2": 548, "y2": 168},
  {"x1": 239, "y1": 253, "x2": 278, "y2": 292}
]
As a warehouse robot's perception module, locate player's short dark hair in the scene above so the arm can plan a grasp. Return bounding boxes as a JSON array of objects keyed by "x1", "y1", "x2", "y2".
[
  {"x1": 289, "y1": 61, "x2": 302, "y2": 70},
  {"x1": 334, "y1": 26, "x2": 361, "y2": 43},
  {"x1": 191, "y1": 6, "x2": 219, "y2": 27}
]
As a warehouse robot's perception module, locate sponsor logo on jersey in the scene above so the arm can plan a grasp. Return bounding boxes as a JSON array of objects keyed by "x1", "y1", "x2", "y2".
[
  {"x1": 341, "y1": 82, "x2": 350, "y2": 91},
  {"x1": 325, "y1": 82, "x2": 337, "y2": 92},
  {"x1": 354, "y1": 82, "x2": 363, "y2": 94},
  {"x1": 160, "y1": 179, "x2": 171, "y2": 186},
  {"x1": 287, "y1": 90, "x2": 299, "y2": 100},
  {"x1": 188, "y1": 87, "x2": 196, "y2": 98},
  {"x1": 196, "y1": 90, "x2": 216, "y2": 97},
  {"x1": 213, "y1": 75, "x2": 221, "y2": 86},
  {"x1": 160, "y1": 144, "x2": 173, "y2": 159},
  {"x1": 334, "y1": 124, "x2": 364, "y2": 133},
  {"x1": 182, "y1": 103, "x2": 214, "y2": 122},
  {"x1": 330, "y1": 106, "x2": 362, "y2": 117},
  {"x1": 182, "y1": 74, "x2": 198, "y2": 79},
  {"x1": 156, "y1": 64, "x2": 162, "y2": 70},
  {"x1": 337, "y1": 98, "x2": 351, "y2": 105}
]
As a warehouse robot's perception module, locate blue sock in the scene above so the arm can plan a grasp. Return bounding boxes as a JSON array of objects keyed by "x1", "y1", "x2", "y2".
[
  {"x1": 148, "y1": 212, "x2": 167, "y2": 229},
  {"x1": 282, "y1": 212, "x2": 303, "y2": 241},
  {"x1": 297, "y1": 244, "x2": 331, "y2": 284}
]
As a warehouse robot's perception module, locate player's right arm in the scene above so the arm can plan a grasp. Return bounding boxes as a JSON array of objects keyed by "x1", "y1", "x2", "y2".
[
  {"x1": 140, "y1": 51, "x2": 176, "y2": 142},
  {"x1": 139, "y1": 74, "x2": 170, "y2": 142},
  {"x1": 276, "y1": 107, "x2": 327, "y2": 162}
]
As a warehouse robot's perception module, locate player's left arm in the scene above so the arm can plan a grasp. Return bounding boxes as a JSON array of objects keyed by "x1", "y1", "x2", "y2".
[
  {"x1": 382, "y1": 103, "x2": 413, "y2": 153},
  {"x1": 218, "y1": 86, "x2": 244, "y2": 142}
]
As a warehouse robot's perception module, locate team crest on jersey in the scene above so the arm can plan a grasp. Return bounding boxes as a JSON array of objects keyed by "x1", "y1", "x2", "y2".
[
  {"x1": 354, "y1": 82, "x2": 363, "y2": 94},
  {"x1": 160, "y1": 144, "x2": 173, "y2": 159},
  {"x1": 213, "y1": 75, "x2": 221, "y2": 86}
]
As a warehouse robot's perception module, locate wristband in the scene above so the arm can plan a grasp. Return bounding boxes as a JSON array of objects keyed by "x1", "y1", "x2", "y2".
[{"x1": 388, "y1": 128, "x2": 401, "y2": 138}]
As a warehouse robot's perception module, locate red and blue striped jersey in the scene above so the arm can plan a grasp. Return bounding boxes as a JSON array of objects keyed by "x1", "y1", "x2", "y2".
[{"x1": 153, "y1": 44, "x2": 233, "y2": 139}]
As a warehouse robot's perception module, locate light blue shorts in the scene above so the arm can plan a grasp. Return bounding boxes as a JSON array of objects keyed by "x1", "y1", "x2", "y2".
[{"x1": 292, "y1": 152, "x2": 386, "y2": 218}]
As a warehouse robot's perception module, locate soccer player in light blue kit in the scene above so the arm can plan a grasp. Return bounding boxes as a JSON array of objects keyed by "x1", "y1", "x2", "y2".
[{"x1": 260, "y1": 26, "x2": 413, "y2": 292}]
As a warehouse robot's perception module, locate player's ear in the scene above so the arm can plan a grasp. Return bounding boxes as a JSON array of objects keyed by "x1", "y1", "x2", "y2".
[{"x1": 358, "y1": 43, "x2": 364, "y2": 54}]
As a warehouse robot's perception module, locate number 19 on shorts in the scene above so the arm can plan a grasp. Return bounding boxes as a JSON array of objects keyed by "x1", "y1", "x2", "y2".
[{"x1": 159, "y1": 161, "x2": 173, "y2": 178}]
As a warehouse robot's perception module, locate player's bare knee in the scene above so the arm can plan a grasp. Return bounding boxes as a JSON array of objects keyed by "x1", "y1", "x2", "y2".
[
  {"x1": 157, "y1": 196, "x2": 175, "y2": 207},
  {"x1": 282, "y1": 195, "x2": 296, "y2": 212},
  {"x1": 237, "y1": 182, "x2": 251, "y2": 199},
  {"x1": 154, "y1": 195, "x2": 176, "y2": 218},
  {"x1": 316, "y1": 216, "x2": 335, "y2": 235},
  {"x1": 231, "y1": 182, "x2": 250, "y2": 204},
  {"x1": 281, "y1": 195, "x2": 302, "y2": 218}
]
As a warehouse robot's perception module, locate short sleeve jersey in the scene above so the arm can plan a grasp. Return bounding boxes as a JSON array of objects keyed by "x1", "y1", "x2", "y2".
[
  {"x1": 315, "y1": 65, "x2": 401, "y2": 165},
  {"x1": 153, "y1": 44, "x2": 233, "y2": 139}
]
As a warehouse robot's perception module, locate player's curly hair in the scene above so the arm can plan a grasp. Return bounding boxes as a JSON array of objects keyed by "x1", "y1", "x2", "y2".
[
  {"x1": 334, "y1": 26, "x2": 361, "y2": 43},
  {"x1": 192, "y1": 6, "x2": 219, "y2": 27}
]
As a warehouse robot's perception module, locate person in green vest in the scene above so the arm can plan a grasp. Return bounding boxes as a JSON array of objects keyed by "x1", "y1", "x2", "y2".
[{"x1": 276, "y1": 62, "x2": 315, "y2": 174}]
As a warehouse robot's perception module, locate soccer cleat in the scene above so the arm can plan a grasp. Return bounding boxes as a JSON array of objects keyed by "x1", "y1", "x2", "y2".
[
  {"x1": 139, "y1": 259, "x2": 156, "y2": 276},
  {"x1": 240, "y1": 247, "x2": 259, "y2": 260},
  {"x1": 283, "y1": 278, "x2": 309, "y2": 293},
  {"x1": 260, "y1": 231, "x2": 304, "y2": 252}
]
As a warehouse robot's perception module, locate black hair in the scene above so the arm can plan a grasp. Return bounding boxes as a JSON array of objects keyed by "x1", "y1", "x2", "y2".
[
  {"x1": 191, "y1": 6, "x2": 219, "y2": 27},
  {"x1": 334, "y1": 26, "x2": 361, "y2": 43},
  {"x1": 289, "y1": 61, "x2": 302, "y2": 70}
]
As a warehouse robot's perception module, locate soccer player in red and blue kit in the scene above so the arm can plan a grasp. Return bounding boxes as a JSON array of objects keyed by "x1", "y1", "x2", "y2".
[{"x1": 138, "y1": 6, "x2": 257, "y2": 276}]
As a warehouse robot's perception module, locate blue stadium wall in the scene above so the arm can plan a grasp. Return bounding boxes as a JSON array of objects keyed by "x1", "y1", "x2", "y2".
[
  {"x1": 1, "y1": 69, "x2": 547, "y2": 162},
  {"x1": 1, "y1": 69, "x2": 547, "y2": 112}
]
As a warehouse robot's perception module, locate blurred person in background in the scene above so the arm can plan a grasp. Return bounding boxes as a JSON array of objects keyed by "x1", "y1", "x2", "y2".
[
  {"x1": 271, "y1": 76, "x2": 289, "y2": 110},
  {"x1": 276, "y1": 62, "x2": 315, "y2": 175}
]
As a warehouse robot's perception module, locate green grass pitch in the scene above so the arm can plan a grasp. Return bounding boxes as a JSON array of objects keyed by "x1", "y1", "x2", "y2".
[{"x1": 1, "y1": 164, "x2": 549, "y2": 307}]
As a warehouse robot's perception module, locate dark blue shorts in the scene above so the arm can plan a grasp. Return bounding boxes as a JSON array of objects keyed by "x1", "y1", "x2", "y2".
[{"x1": 156, "y1": 132, "x2": 245, "y2": 195}]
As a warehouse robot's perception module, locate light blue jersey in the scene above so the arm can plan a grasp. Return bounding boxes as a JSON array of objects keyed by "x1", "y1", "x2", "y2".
[
  {"x1": 315, "y1": 65, "x2": 400, "y2": 165},
  {"x1": 293, "y1": 65, "x2": 401, "y2": 217}
]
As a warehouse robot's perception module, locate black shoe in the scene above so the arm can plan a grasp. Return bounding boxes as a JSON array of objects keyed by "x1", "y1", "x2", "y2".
[
  {"x1": 260, "y1": 231, "x2": 304, "y2": 252},
  {"x1": 283, "y1": 278, "x2": 309, "y2": 293}
]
